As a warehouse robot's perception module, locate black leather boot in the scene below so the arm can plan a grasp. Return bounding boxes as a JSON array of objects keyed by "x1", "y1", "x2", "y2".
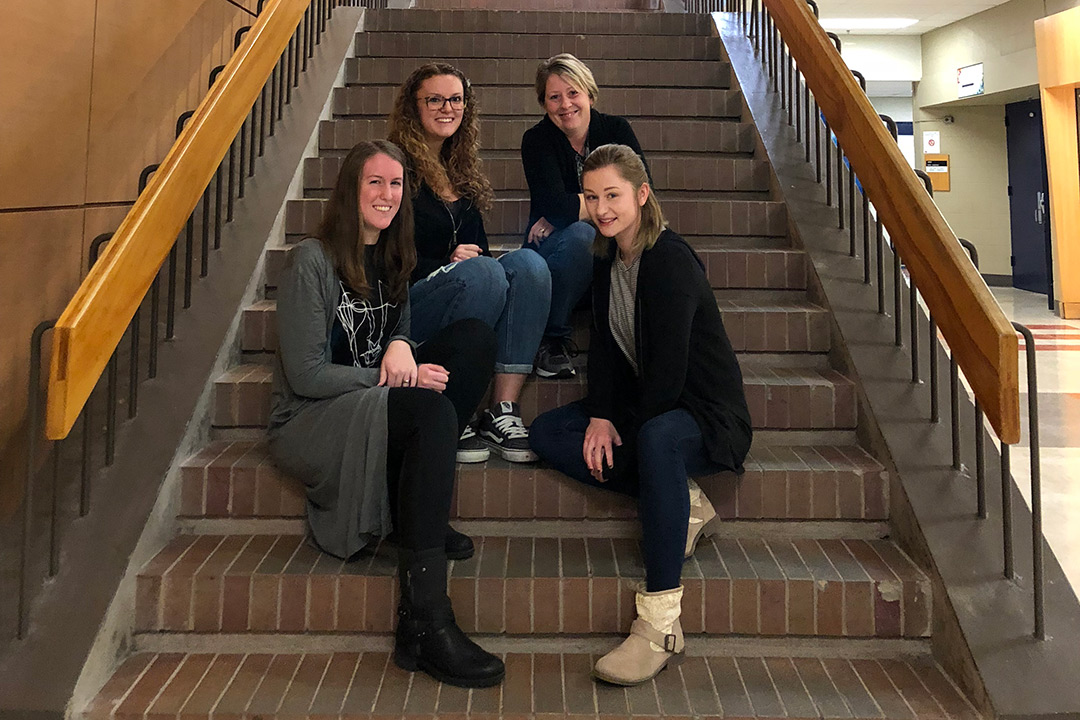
[
  {"x1": 394, "y1": 547, "x2": 505, "y2": 687},
  {"x1": 445, "y1": 525, "x2": 474, "y2": 560}
]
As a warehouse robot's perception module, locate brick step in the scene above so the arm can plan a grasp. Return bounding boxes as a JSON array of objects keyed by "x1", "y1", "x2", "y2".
[
  {"x1": 346, "y1": 57, "x2": 731, "y2": 89},
  {"x1": 354, "y1": 32, "x2": 722, "y2": 62},
  {"x1": 286, "y1": 197, "x2": 787, "y2": 239},
  {"x1": 362, "y1": 8, "x2": 715, "y2": 36},
  {"x1": 303, "y1": 154, "x2": 769, "y2": 196},
  {"x1": 319, "y1": 116, "x2": 756, "y2": 154},
  {"x1": 180, "y1": 442, "x2": 886, "y2": 522},
  {"x1": 265, "y1": 243, "x2": 806, "y2": 292},
  {"x1": 240, "y1": 296, "x2": 827, "y2": 354},
  {"x1": 133, "y1": 534, "x2": 930, "y2": 638},
  {"x1": 212, "y1": 365, "x2": 856, "y2": 430},
  {"x1": 413, "y1": 0, "x2": 653, "y2": 10},
  {"x1": 332, "y1": 85, "x2": 741, "y2": 119},
  {"x1": 83, "y1": 649, "x2": 978, "y2": 720}
]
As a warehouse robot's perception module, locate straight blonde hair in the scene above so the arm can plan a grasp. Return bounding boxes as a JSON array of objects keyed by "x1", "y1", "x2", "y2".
[
  {"x1": 534, "y1": 53, "x2": 600, "y2": 106},
  {"x1": 582, "y1": 144, "x2": 667, "y2": 257}
]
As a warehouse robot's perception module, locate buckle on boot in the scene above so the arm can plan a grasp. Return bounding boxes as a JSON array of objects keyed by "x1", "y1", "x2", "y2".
[{"x1": 664, "y1": 634, "x2": 678, "y2": 652}]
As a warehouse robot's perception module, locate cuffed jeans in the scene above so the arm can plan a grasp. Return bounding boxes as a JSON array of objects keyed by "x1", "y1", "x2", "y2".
[
  {"x1": 410, "y1": 250, "x2": 550, "y2": 374},
  {"x1": 529, "y1": 402, "x2": 726, "y2": 592},
  {"x1": 523, "y1": 221, "x2": 595, "y2": 339}
]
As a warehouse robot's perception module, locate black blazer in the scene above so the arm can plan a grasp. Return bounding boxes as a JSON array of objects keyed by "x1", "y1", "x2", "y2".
[
  {"x1": 520, "y1": 110, "x2": 649, "y2": 235},
  {"x1": 583, "y1": 228, "x2": 752, "y2": 471}
]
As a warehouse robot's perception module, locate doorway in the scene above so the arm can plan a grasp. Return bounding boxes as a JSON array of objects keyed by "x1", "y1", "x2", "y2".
[{"x1": 1005, "y1": 99, "x2": 1053, "y2": 304}]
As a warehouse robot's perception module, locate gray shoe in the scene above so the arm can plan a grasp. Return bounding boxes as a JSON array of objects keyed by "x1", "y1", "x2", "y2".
[
  {"x1": 534, "y1": 337, "x2": 577, "y2": 379},
  {"x1": 456, "y1": 426, "x2": 490, "y2": 464}
]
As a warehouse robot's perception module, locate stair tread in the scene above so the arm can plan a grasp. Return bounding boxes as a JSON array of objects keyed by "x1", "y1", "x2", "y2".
[
  {"x1": 179, "y1": 441, "x2": 888, "y2": 522},
  {"x1": 84, "y1": 650, "x2": 978, "y2": 720}
]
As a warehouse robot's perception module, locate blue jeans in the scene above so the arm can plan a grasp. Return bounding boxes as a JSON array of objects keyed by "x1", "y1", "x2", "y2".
[
  {"x1": 409, "y1": 251, "x2": 550, "y2": 374},
  {"x1": 529, "y1": 402, "x2": 726, "y2": 591},
  {"x1": 524, "y1": 221, "x2": 595, "y2": 339}
]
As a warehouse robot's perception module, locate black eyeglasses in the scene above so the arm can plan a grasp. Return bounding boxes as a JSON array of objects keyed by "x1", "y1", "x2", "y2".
[{"x1": 422, "y1": 94, "x2": 466, "y2": 111}]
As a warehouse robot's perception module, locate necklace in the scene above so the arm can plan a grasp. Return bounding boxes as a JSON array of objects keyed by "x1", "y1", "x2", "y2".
[{"x1": 443, "y1": 197, "x2": 468, "y2": 251}]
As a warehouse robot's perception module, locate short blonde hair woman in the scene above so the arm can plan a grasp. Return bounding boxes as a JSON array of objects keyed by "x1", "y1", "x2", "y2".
[
  {"x1": 529, "y1": 144, "x2": 752, "y2": 687},
  {"x1": 520, "y1": 53, "x2": 649, "y2": 380}
]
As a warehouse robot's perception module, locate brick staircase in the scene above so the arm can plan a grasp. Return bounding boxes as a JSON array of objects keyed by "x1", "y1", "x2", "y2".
[{"x1": 82, "y1": 9, "x2": 981, "y2": 719}]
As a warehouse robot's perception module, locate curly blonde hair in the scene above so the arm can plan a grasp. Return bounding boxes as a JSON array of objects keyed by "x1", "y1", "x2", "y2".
[{"x1": 387, "y1": 63, "x2": 493, "y2": 212}]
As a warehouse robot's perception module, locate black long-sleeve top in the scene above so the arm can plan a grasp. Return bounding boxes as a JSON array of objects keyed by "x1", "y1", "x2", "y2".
[
  {"x1": 520, "y1": 110, "x2": 649, "y2": 235},
  {"x1": 583, "y1": 228, "x2": 752, "y2": 471},
  {"x1": 410, "y1": 180, "x2": 491, "y2": 284}
]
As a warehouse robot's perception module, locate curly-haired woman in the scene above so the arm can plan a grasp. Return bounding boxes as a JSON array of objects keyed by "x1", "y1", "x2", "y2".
[
  {"x1": 269, "y1": 140, "x2": 504, "y2": 687},
  {"x1": 389, "y1": 62, "x2": 551, "y2": 464},
  {"x1": 521, "y1": 54, "x2": 649, "y2": 380}
]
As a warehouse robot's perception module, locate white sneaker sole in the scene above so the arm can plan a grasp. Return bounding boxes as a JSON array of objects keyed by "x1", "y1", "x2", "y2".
[
  {"x1": 456, "y1": 447, "x2": 490, "y2": 463},
  {"x1": 478, "y1": 436, "x2": 538, "y2": 463},
  {"x1": 534, "y1": 365, "x2": 576, "y2": 379}
]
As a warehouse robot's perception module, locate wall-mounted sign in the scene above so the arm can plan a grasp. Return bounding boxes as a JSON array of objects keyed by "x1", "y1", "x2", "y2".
[
  {"x1": 958, "y1": 63, "x2": 984, "y2": 98},
  {"x1": 924, "y1": 154, "x2": 950, "y2": 192},
  {"x1": 923, "y1": 130, "x2": 941, "y2": 153}
]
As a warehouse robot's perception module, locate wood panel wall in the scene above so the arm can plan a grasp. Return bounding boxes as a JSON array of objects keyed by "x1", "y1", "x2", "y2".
[{"x1": 0, "y1": 0, "x2": 255, "y2": 516}]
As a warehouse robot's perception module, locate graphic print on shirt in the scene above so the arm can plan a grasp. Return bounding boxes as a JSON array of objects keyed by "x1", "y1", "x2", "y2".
[{"x1": 336, "y1": 280, "x2": 395, "y2": 367}]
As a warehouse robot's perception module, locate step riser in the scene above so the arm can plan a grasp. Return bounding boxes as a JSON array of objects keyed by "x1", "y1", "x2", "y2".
[
  {"x1": 356, "y1": 33, "x2": 722, "y2": 61},
  {"x1": 135, "y1": 537, "x2": 929, "y2": 639},
  {"x1": 346, "y1": 57, "x2": 731, "y2": 89},
  {"x1": 180, "y1": 450, "x2": 888, "y2": 522},
  {"x1": 264, "y1": 244, "x2": 808, "y2": 292},
  {"x1": 213, "y1": 367, "x2": 857, "y2": 430},
  {"x1": 363, "y1": 9, "x2": 715, "y2": 36},
  {"x1": 304, "y1": 155, "x2": 770, "y2": 194},
  {"x1": 286, "y1": 198, "x2": 788, "y2": 238},
  {"x1": 333, "y1": 86, "x2": 741, "y2": 119},
  {"x1": 242, "y1": 303, "x2": 828, "y2": 354},
  {"x1": 321, "y1": 117, "x2": 756, "y2": 153}
]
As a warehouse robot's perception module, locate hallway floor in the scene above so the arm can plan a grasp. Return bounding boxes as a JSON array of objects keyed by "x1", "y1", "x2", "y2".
[{"x1": 989, "y1": 287, "x2": 1080, "y2": 598}]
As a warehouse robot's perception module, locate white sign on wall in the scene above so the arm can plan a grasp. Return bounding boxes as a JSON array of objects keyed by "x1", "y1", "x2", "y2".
[
  {"x1": 957, "y1": 63, "x2": 984, "y2": 98},
  {"x1": 923, "y1": 131, "x2": 941, "y2": 153}
]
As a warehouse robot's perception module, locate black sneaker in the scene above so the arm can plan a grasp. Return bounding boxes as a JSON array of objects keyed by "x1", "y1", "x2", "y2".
[
  {"x1": 535, "y1": 336, "x2": 578, "y2": 379},
  {"x1": 456, "y1": 426, "x2": 490, "y2": 464},
  {"x1": 476, "y1": 401, "x2": 538, "y2": 463}
]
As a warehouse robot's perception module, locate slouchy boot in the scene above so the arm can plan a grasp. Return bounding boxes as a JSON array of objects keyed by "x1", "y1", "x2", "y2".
[
  {"x1": 685, "y1": 477, "x2": 718, "y2": 558},
  {"x1": 394, "y1": 547, "x2": 505, "y2": 687},
  {"x1": 593, "y1": 586, "x2": 684, "y2": 686}
]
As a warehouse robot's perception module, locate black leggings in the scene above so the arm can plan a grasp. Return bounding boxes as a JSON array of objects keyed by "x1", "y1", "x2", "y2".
[{"x1": 385, "y1": 318, "x2": 495, "y2": 551}]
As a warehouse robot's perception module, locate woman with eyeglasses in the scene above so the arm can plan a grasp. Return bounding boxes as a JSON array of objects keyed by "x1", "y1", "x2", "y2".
[
  {"x1": 269, "y1": 140, "x2": 504, "y2": 688},
  {"x1": 521, "y1": 54, "x2": 650, "y2": 381},
  {"x1": 389, "y1": 63, "x2": 551, "y2": 466}
]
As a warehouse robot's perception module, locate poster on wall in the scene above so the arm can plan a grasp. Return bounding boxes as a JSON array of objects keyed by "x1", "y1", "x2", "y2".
[
  {"x1": 958, "y1": 63, "x2": 984, "y2": 98},
  {"x1": 923, "y1": 131, "x2": 941, "y2": 153}
]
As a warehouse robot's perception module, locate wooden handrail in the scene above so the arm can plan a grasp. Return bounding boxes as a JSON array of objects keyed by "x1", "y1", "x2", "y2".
[
  {"x1": 760, "y1": 0, "x2": 1020, "y2": 444},
  {"x1": 45, "y1": 0, "x2": 312, "y2": 439}
]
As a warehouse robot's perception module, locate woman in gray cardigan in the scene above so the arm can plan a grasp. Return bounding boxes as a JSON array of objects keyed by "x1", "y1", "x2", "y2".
[{"x1": 268, "y1": 140, "x2": 504, "y2": 688}]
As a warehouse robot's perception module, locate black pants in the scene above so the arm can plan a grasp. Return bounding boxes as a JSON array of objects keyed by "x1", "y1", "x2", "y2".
[{"x1": 385, "y1": 318, "x2": 495, "y2": 551}]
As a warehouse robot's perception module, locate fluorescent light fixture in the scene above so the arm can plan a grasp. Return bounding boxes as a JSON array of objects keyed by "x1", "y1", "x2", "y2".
[{"x1": 819, "y1": 17, "x2": 918, "y2": 30}]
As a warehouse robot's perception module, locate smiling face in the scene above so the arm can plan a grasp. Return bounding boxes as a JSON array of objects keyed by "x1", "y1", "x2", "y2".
[
  {"x1": 543, "y1": 73, "x2": 592, "y2": 141},
  {"x1": 357, "y1": 152, "x2": 404, "y2": 244},
  {"x1": 582, "y1": 164, "x2": 649, "y2": 248},
  {"x1": 416, "y1": 74, "x2": 465, "y2": 147}
]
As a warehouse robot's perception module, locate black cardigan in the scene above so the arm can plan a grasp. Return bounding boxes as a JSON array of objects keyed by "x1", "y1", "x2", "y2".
[
  {"x1": 409, "y1": 180, "x2": 490, "y2": 284},
  {"x1": 520, "y1": 110, "x2": 649, "y2": 234},
  {"x1": 583, "y1": 229, "x2": 752, "y2": 471}
]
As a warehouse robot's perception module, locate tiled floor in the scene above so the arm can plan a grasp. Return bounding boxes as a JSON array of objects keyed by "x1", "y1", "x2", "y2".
[{"x1": 989, "y1": 287, "x2": 1080, "y2": 597}]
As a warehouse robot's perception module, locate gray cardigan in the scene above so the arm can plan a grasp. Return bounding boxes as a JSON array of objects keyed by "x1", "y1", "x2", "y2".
[{"x1": 268, "y1": 238, "x2": 412, "y2": 558}]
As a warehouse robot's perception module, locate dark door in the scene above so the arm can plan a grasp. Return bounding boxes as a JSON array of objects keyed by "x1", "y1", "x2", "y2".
[{"x1": 1006, "y1": 99, "x2": 1053, "y2": 302}]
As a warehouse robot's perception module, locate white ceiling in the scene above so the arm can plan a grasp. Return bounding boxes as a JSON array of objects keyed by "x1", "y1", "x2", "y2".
[{"x1": 815, "y1": 0, "x2": 1014, "y2": 34}]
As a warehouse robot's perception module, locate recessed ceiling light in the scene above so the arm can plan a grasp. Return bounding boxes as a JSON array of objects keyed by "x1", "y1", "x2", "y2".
[{"x1": 819, "y1": 17, "x2": 919, "y2": 30}]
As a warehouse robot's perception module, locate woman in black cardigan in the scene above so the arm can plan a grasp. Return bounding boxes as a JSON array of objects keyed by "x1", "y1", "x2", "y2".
[
  {"x1": 529, "y1": 144, "x2": 752, "y2": 687},
  {"x1": 520, "y1": 54, "x2": 649, "y2": 380}
]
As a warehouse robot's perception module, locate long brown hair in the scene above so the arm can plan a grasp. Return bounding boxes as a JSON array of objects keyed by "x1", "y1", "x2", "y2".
[
  {"x1": 582, "y1": 144, "x2": 667, "y2": 257},
  {"x1": 317, "y1": 140, "x2": 416, "y2": 302},
  {"x1": 387, "y1": 63, "x2": 494, "y2": 211}
]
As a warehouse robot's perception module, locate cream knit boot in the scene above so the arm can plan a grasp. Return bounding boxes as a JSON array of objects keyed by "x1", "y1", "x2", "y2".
[
  {"x1": 686, "y1": 477, "x2": 718, "y2": 558},
  {"x1": 592, "y1": 586, "x2": 684, "y2": 686}
]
